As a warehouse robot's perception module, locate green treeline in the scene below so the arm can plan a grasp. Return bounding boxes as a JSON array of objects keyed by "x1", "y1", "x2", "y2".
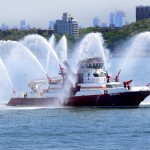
[
  {"x1": 0, "y1": 29, "x2": 37, "y2": 41},
  {"x1": 0, "y1": 18, "x2": 150, "y2": 51},
  {"x1": 79, "y1": 18, "x2": 150, "y2": 51}
]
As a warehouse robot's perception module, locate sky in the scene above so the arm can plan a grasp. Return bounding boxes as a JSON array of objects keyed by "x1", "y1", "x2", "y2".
[{"x1": 0, "y1": 0, "x2": 150, "y2": 28}]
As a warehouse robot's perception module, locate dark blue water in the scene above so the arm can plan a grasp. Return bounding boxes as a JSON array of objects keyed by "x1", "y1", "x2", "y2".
[
  {"x1": 0, "y1": 106, "x2": 150, "y2": 150},
  {"x1": 1, "y1": 57, "x2": 150, "y2": 149}
]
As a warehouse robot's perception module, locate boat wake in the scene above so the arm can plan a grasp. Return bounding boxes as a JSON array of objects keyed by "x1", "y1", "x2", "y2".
[
  {"x1": 0, "y1": 103, "x2": 66, "y2": 110},
  {"x1": 140, "y1": 96, "x2": 150, "y2": 106}
]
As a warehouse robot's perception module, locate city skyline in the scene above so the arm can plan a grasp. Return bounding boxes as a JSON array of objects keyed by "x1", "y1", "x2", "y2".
[{"x1": 0, "y1": 0, "x2": 150, "y2": 28}]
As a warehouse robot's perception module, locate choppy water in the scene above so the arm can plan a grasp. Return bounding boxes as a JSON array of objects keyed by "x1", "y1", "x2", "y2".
[
  {"x1": 0, "y1": 106, "x2": 150, "y2": 150},
  {"x1": 0, "y1": 57, "x2": 150, "y2": 150}
]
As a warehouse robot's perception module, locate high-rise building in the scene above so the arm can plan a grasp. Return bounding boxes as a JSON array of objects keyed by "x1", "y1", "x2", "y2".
[
  {"x1": 54, "y1": 12, "x2": 79, "y2": 38},
  {"x1": 26, "y1": 25, "x2": 31, "y2": 30},
  {"x1": 1, "y1": 23, "x2": 9, "y2": 31},
  {"x1": 125, "y1": 21, "x2": 129, "y2": 25},
  {"x1": 116, "y1": 11, "x2": 126, "y2": 27},
  {"x1": 20, "y1": 20, "x2": 26, "y2": 30},
  {"x1": 109, "y1": 10, "x2": 126, "y2": 27},
  {"x1": 49, "y1": 21, "x2": 55, "y2": 29},
  {"x1": 101, "y1": 22, "x2": 107, "y2": 27},
  {"x1": 136, "y1": 5, "x2": 150, "y2": 21},
  {"x1": 93, "y1": 17, "x2": 100, "y2": 27},
  {"x1": 110, "y1": 12, "x2": 116, "y2": 27}
]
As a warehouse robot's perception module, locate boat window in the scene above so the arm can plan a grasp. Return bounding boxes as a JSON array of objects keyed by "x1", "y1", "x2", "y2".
[
  {"x1": 100, "y1": 63, "x2": 104, "y2": 68},
  {"x1": 115, "y1": 84, "x2": 123, "y2": 88},
  {"x1": 86, "y1": 63, "x2": 104, "y2": 69},
  {"x1": 96, "y1": 63, "x2": 98, "y2": 68},
  {"x1": 106, "y1": 84, "x2": 123, "y2": 88},
  {"x1": 93, "y1": 73, "x2": 99, "y2": 77},
  {"x1": 93, "y1": 63, "x2": 95, "y2": 68},
  {"x1": 88, "y1": 63, "x2": 92, "y2": 68},
  {"x1": 93, "y1": 63, "x2": 99, "y2": 69},
  {"x1": 99, "y1": 63, "x2": 102, "y2": 68},
  {"x1": 101, "y1": 72, "x2": 106, "y2": 77},
  {"x1": 92, "y1": 63, "x2": 95, "y2": 69},
  {"x1": 81, "y1": 64, "x2": 84, "y2": 69},
  {"x1": 106, "y1": 84, "x2": 113, "y2": 88}
]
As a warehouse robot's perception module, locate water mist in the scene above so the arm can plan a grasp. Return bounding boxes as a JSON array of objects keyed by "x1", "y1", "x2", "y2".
[{"x1": 20, "y1": 34, "x2": 60, "y2": 77}]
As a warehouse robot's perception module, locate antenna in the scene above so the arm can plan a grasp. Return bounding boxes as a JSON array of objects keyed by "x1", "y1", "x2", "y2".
[
  {"x1": 25, "y1": 73, "x2": 29, "y2": 83},
  {"x1": 13, "y1": 88, "x2": 16, "y2": 95}
]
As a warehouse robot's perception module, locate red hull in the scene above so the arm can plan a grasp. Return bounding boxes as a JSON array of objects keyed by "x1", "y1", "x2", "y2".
[
  {"x1": 67, "y1": 91, "x2": 150, "y2": 107},
  {"x1": 7, "y1": 91, "x2": 150, "y2": 107}
]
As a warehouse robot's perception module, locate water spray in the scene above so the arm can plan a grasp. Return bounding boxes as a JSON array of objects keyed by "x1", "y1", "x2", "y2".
[
  {"x1": 20, "y1": 34, "x2": 60, "y2": 74},
  {"x1": 49, "y1": 34, "x2": 56, "y2": 49},
  {"x1": 0, "y1": 57, "x2": 14, "y2": 90}
]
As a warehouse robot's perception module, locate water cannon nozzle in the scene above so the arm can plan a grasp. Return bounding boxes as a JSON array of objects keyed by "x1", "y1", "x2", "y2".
[{"x1": 46, "y1": 74, "x2": 51, "y2": 83}]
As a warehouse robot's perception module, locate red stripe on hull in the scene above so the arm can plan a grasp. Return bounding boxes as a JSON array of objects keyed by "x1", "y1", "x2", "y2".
[{"x1": 7, "y1": 91, "x2": 150, "y2": 107}]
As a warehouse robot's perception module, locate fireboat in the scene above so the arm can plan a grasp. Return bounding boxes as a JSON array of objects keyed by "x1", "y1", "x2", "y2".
[{"x1": 8, "y1": 57, "x2": 150, "y2": 107}]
